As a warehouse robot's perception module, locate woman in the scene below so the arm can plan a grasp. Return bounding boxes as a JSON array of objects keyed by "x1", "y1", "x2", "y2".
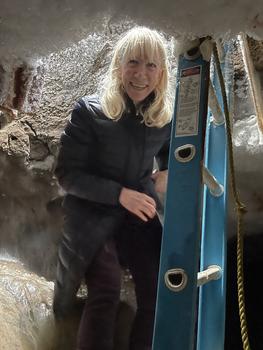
[{"x1": 53, "y1": 26, "x2": 173, "y2": 350}]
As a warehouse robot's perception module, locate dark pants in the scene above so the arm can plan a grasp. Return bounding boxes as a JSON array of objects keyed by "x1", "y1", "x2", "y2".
[
  {"x1": 54, "y1": 211, "x2": 162, "y2": 350},
  {"x1": 77, "y1": 240, "x2": 122, "y2": 350},
  {"x1": 53, "y1": 205, "x2": 124, "y2": 319},
  {"x1": 118, "y1": 215, "x2": 162, "y2": 350},
  {"x1": 77, "y1": 215, "x2": 162, "y2": 350}
]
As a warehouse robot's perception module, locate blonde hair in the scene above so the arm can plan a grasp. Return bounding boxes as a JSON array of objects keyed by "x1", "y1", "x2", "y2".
[{"x1": 101, "y1": 27, "x2": 173, "y2": 128}]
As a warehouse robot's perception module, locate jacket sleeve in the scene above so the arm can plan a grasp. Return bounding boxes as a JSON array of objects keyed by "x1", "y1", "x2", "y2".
[
  {"x1": 55, "y1": 100, "x2": 122, "y2": 206},
  {"x1": 155, "y1": 125, "x2": 171, "y2": 171}
]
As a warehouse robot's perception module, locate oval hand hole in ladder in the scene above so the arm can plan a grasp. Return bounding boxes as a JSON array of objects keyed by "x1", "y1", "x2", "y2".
[
  {"x1": 164, "y1": 268, "x2": 188, "y2": 292},
  {"x1": 175, "y1": 144, "x2": 196, "y2": 163}
]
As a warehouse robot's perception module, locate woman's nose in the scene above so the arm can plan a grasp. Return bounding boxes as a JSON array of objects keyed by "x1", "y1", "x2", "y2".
[{"x1": 134, "y1": 64, "x2": 146, "y2": 77}]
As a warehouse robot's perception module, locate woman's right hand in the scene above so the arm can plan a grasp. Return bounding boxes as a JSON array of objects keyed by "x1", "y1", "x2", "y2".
[{"x1": 119, "y1": 187, "x2": 156, "y2": 222}]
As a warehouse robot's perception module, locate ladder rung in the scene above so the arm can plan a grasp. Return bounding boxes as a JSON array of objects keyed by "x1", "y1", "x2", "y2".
[
  {"x1": 202, "y1": 166, "x2": 224, "y2": 197},
  {"x1": 197, "y1": 265, "x2": 222, "y2": 286},
  {"x1": 208, "y1": 80, "x2": 225, "y2": 125},
  {"x1": 163, "y1": 265, "x2": 222, "y2": 292}
]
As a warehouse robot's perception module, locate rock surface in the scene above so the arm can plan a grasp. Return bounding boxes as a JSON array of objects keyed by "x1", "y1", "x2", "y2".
[
  {"x1": 0, "y1": 257, "x2": 55, "y2": 350},
  {"x1": 0, "y1": 20, "x2": 263, "y2": 350}
]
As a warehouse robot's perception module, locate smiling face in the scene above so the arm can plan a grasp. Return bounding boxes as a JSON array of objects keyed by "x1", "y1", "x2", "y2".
[{"x1": 120, "y1": 56, "x2": 163, "y2": 104}]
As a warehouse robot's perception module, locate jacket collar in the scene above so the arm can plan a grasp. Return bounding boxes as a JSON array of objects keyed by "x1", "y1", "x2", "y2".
[{"x1": 124, "y1": 92, "x2": 155, "y2": 116}]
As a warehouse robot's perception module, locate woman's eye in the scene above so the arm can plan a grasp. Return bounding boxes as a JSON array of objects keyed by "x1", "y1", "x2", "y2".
[
  {"x1": 147, "y1": 62, "x2": 157, "y2": 68},
  {"x1": 128, "y1": 59, "x2": 138, "y2": 65}
]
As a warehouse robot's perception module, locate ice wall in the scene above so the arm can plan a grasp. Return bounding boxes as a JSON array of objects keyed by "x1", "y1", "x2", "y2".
[{"x1": 1, "y1": 0, "x2": 263, "y2": 60}]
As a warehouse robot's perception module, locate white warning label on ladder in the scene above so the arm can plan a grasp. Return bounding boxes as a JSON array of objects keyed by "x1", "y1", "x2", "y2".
[{"x1": 175, "y1": 65, "x2": 201, "y2": 137}]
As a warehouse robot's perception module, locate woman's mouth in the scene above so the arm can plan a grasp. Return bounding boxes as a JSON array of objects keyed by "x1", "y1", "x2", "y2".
[{"x1": 130, "y1": 82, "x2": 148, "y2": 90}]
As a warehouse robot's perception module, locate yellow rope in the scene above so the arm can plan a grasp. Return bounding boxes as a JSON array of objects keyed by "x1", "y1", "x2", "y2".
[{"x1": 213, "y1": 43, "x2": 251, "y2": 350}]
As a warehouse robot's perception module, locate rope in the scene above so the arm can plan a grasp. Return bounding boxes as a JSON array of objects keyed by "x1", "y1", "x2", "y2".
[{"x1": 213, "y1": 43, "x2": 251, "y2": 350}]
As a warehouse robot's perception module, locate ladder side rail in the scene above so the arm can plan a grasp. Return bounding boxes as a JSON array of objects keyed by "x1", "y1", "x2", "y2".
[
  {"x1": 197, "y1": 44, "x2": 233, "y2": 350},
  {"x1": 153, "y1": 54, "x2": 210, "y2": 350}
]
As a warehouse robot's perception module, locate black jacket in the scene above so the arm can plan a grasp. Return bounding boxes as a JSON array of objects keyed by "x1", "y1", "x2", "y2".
[
  {"x1": 55, "y1": 95, "x2": 171, "y2": 213},
  {"x1": 53, "y1": 95, "x2": 171, "y2": 313}
]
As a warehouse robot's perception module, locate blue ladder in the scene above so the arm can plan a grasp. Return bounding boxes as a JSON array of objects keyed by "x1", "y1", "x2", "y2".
[
  {"x1": 153, "y1": 41, "x2": 231, "y2": 349},
  {"x1": 197, "y1": 43, "x2": 231, "y2": 350}
]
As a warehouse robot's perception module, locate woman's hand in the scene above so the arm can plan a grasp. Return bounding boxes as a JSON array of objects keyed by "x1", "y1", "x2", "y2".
[
  {"x1": 119, "y1": 187, "x2": 156, "y2": 222},
  {"x1": 151, "y1": 170, "x2": 168, "y2": 194}
]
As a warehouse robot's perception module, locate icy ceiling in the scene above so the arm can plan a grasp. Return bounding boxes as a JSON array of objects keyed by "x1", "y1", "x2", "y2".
[{"x1": 1, "y1": 0, "x2": 263, "y2": 60}]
